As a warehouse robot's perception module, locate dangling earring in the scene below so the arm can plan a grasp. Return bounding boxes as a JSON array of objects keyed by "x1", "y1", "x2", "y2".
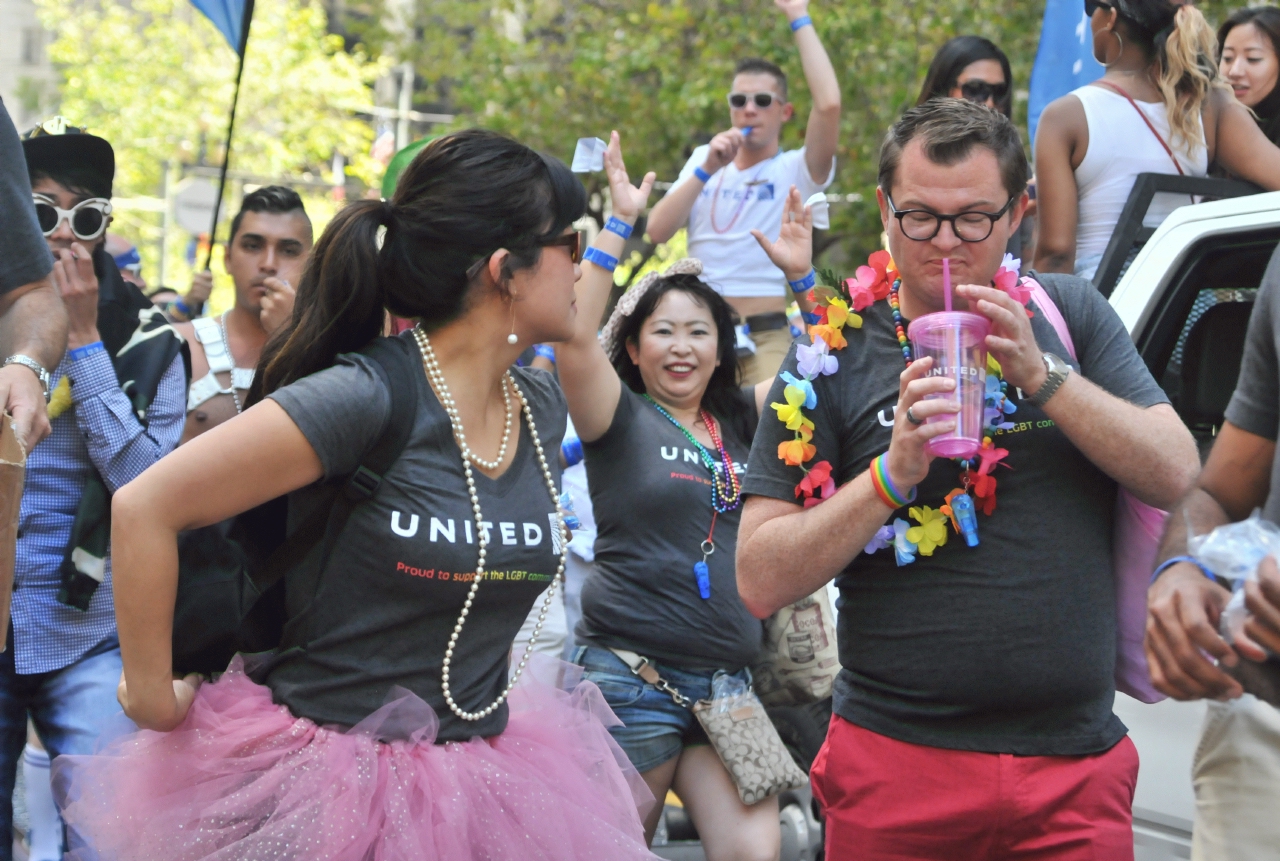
[
  {"x1": 1095, "y1": 29, "x2": 1124, "y2": 68},
  {"x1": 507, "y1": 296, "x2": 518, "y2": 345}
]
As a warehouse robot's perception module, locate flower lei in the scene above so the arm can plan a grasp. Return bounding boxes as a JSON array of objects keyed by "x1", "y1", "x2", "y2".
[{"x1": 773, "y1": 252, "x2": 1032, "y2": 566}]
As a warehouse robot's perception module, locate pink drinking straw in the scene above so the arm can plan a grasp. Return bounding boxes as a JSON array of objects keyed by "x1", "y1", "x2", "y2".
[{"x1": 942, "y1": 257, "x2": 953, "y2": 312}]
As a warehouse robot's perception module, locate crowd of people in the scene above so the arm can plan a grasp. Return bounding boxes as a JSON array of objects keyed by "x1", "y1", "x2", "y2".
[{"x1": 2, "y1": 0, "x2": 1280, "y2": 859}]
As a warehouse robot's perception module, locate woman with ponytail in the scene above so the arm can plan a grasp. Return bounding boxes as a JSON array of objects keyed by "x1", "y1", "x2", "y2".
[
  {"x1": 1034, "y1": 0, "x2": 1280, "y2": 279},
  {"x1": 51, "y1": 129, "x2": 659, "y2": 860}
]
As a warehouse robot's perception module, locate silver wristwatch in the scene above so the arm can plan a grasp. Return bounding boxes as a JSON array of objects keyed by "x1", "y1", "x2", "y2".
[
  {"x1": 1025, "y1": 352, "x2": 1070, "y2": 409},
  {"x1": 3, "y1": 354, "x2": 52, "y2": 402}
]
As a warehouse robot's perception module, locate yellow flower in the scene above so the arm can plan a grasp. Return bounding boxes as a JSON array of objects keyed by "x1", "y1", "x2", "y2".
[
  {"x1": 905, "y1": 505, "x2": 949, "y2": 556},
  {"x1": 771, "y1": 386, "x2": 815, "y2": 432},
  {"x1": 46, "y1": 377, "x2": 71, "y2": 421}
]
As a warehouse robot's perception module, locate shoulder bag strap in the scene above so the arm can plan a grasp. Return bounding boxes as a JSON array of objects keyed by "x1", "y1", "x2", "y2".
[
  {"x1": 1094, "y1": 80, "x2": 1185, "y2": 176},
  {"x1": 246, "y1": 335, "x2": 420, "y2": 593},
  {"x1": 1025, "y1": 276, "x2": 1078, "y2": 362}
]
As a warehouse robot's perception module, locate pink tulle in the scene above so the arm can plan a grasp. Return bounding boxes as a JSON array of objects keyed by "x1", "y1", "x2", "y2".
[{"x1": 53, "y1": 655, "x2": 659, "y2": 861}]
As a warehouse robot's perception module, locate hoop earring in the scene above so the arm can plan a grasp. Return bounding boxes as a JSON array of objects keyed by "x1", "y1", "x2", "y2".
[
  {"x1": 507, "y1": 297, "x2": 518, "y2": 345},
  {"x1": 1095, "y1": 29, "x2": 1124, "y2": 68}
]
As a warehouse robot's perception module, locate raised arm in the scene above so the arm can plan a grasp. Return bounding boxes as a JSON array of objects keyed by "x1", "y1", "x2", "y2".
[
  {"x1": 556, "y1": 131, "x2": 655, "y2": 442},
  {"x1": 646, "y1": 131, "x2": 744, "y2": 244},
  {"x1": 112, "y1": 400, "x2": 323, "y2": 731},
  {"x1": 0, "y1": 277, "x2": 66, "y2": 447},
  {"x1": 778, "y1": 0, "x2": 840, "y2": 184},
  {"x1": 1032, "y1": 95, "x2": 1085, "y2": 274}
]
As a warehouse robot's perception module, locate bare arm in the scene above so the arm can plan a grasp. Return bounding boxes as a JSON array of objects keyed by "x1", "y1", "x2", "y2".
[
  {"x1": 1208, "y1": 88, "x2": 1280, "y2": 189},
  {"x1": 780, "y1": 0, "x2": 840, "y2": 184},
  {"x1": 113, "y1": 399, "x2": 323, "y2": 731},
  {"x1": 1032, "y1": 96, "x2": 1085, "y2": 274},
  {"x1": 0, "y1": 277, "x2": 67, "y2": 447},
  {"x1": 648, "y1": 129, "x2": 747, "y2": 244},
  {"x1": 737, "y1": 358, "x2": 959, "y2": 617},
  {"x1": 958, "y1": 283, "x2": 1198, "y2": 508},
  {"x1": 556, "y1": 131, "x2": 655, "y2": 443}
]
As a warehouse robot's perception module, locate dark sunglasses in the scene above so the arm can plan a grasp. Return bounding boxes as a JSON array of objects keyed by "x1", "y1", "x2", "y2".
[
  {"x1": 1084, "y1": 0, "x2": 1113, "y2": 16},
  {"x1": 32, "y1": 194, "x2": 112, "y2": 241},
  {"x1": 728, "y1": 92, "x2": 776, "y2": 110},
  {"x1": 959, "y1": 80, "x2": 1009, "y2": 104},
  {"x1": 465, "y1": 231, "x2": 584, "y2": 280}
]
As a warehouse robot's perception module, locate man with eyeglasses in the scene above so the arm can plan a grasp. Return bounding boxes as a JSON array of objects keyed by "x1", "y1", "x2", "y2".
[
  {"x1": 738, "y1": 99, "x2": 1199, "y2": 859},
  {"x1": 646, "y1": 0, "x2": 840, "y2": 385},
  {"x1": 7, "y1": 118, "x2": 187, "y2": 859},
  {"x1": 0, "y1": 100, "x2": 66, "y2": 451}
]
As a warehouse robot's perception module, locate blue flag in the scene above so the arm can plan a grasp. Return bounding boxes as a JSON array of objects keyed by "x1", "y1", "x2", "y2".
[
  {"x1": 1028, "y1": 0, "x2": 1104, "y2": 147},
  {"x1": 190, "y1": 0, "x2": 248, "y2": 53}
]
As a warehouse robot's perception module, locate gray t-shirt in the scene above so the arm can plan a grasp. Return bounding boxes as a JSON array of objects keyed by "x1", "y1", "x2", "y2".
[
  {"x1": 1226, "y1": 248, "x2": 1280, "y2": 522},
  {"x1": 743, "y1": 274, "x2": 1169, "y2": 756},
  {"x1": 577, "y1": 386, "x2": 764, "y2": 671},
  {"x1": 265, "y1": 350, "x2": 566, "y2": 741},
  {"x1": 0, "y1": 99, "x2": 53, "y2": 295}
]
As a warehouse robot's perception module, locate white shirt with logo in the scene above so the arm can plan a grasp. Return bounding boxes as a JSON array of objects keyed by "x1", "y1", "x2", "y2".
[{"x1": 673, "y1": 145, "x2": 834, "y2": 299}]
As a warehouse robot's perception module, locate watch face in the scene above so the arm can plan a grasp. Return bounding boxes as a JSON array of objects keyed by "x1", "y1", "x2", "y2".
[{"x1": 1043, "y1": 353, "x2": 1069, "y2": 375}]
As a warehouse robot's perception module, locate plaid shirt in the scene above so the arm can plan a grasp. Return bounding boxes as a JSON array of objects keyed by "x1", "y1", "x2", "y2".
[{"x1": 14, "y1": 346, "x2": 185, "y2": 674}]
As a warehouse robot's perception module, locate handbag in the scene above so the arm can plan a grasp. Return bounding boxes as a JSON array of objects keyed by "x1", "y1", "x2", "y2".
[
  {"x1": 751, "y1": 588, "x2": 840, "y2": 707},
  {"x1": 172, "y1": 335, "x2": 420, "y2": 675},
  {"x1": 1027, "y1": 278, "x2": 1169, "y2": 703},
  {"x1": 609, "y1": 649, "x2": 808, "y2": 805}
]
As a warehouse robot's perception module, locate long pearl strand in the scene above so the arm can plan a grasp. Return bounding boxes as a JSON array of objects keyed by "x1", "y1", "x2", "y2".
[
  {"x1": 412, "y1": 327, "x2": 567, "y2": 721},
  {"x1": 415, "y1": 331, "x2": 514, "y2": 470}
]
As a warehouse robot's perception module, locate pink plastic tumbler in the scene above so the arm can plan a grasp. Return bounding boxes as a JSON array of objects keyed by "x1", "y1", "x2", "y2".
[{"x1": 907, "y1": 311, "x2": 991, "y2": 460}]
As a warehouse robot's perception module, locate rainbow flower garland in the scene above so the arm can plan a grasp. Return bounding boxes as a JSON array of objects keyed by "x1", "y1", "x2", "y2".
[{"x1": 772, "y1": 252, "x2": 1032, "y2": 566}]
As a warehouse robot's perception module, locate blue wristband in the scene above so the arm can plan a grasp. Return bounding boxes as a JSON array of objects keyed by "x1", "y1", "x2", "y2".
[
  {"x1": 604, "y1": 217, "x2": 633, "y2": 240},
  {"x1": 533, "y1": 344, "x2": 556, "y2": 363},
  {"x1": 790, "y1": 15, "x2": 813, "y2": 32},
  {"x1": 583, "y1": 247, "x2": 618, "y2": 271},
  {"x1": 171, "y1": 299, "x2": 192, "y2": 316},
  {"x1": 788, "y1": 269, "x2": 817, "y2": 294},
  {"x1": 693, "y1": 166, "x2": 712, "y2": 184},
  {"x1": 1151, "y1": 555, "x2": 1216, "y2": 585},
  {"x1": 802, "y1": 311, "x2": 821, "y2": 325},
  {"x1": 561, "y1": 436, "x2": 584, "y2": 468},
  {"x1": 68, "y1": 341, "x2": 107, "y2": 362}
]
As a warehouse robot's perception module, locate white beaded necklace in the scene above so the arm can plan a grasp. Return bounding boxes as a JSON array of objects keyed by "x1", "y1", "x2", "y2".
[{"x1": 412, "y1": 326, "x2": 566, "y2": 721}]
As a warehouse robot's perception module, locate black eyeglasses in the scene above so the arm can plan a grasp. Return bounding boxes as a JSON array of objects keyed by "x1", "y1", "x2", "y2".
[
  {"x1": 959, "y1": 80, "x2": 1009, "y2": 105},
  {"x1": 884, "y1": 190, "x2": 1019, "y2": 243},
  {"x1": 728, "y1": 92, "x2": 776, "y2": 110},
  {"x1": 465, "y1": 231, "x2": 584, "y2": 280},
  {"x1": 32, "y1": 194, "x2": 112, "y2": 241},
  {"x1": 1084, "y1": 0, "x2": 1113, "y2": 16}
]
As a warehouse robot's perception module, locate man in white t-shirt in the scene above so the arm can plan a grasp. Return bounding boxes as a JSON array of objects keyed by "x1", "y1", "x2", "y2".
[{"x1": 646, "y1": 0, "x2": 840, "y2": 384}]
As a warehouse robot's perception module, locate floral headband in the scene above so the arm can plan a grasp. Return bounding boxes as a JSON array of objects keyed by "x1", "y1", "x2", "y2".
[{"x1": 597, "y1": 257, "x2": 704, "y2": 357}]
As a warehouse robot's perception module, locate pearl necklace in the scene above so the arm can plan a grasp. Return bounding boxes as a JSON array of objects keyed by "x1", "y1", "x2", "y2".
[{"x1": 412, "y1": 326, "x2": 566, "y2": 721}]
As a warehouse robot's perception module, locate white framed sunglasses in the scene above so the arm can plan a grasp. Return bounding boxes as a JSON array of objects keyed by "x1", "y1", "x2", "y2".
[
  {"x1": 32, "y1": 194, "x2": 112, "y2": 241},
  {"x1": 727, "y1": 91, "x2": 777, "y2": 110}
]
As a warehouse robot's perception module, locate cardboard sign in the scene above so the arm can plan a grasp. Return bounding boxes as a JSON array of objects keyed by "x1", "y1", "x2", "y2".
[{"x1": 0, "y1": 414, "x2": 24, "y2": 652}]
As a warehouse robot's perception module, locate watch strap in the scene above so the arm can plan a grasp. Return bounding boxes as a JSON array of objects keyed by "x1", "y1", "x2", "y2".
[
  {"x1": 1026, "y1": 353, "x2": 1068, "y2": 408},
  {"x1": 4, "y1": 354, "x2": 51, "y2": 400}
]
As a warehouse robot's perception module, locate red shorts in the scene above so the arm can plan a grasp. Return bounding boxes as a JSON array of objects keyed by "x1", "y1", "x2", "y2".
[{"x1": 811, "y1": 716, "x2": 1139, "y2": 861}]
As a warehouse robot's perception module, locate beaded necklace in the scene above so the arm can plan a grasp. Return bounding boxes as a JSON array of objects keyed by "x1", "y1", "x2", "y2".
[{"x1": 643, "y1": 395, "x2": 742, "y2": 599}]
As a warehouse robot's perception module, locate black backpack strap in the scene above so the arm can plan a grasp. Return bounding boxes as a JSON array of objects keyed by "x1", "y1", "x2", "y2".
[{"x1": 246, "y1": 334, "x2": 420, "y2": 593}]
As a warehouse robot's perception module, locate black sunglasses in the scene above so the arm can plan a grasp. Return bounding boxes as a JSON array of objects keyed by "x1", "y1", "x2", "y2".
[
  {"x1": 728, "y1": 92, "x2": 776, "y2": 110},
  {"x1": 959, "y1": 80, "x2": 1009, "y2": 105},
  {"x1": 465, "y1": 231, "x2": 584, "y2": 280},
  {"x1": 1084, "y1": 0, "x2": 1113, "y2": 16}
]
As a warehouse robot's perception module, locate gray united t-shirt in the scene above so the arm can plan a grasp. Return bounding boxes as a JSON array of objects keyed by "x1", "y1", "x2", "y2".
[
  {"x1": 265, "y1": 348, "x2": 566, "y2": 741},
  {"x1": 743, "y1": 274, "x2": 1168, "y2": 756},
  {"x1": 1226, "y1": 248, "x2": 1280, "y2": 523},
  {"x1": 0, "y1": 99, "x2": 53, "y2": 295},
  {"x1": 577, "y1": 386, "x2": 764, "y2": 671}
]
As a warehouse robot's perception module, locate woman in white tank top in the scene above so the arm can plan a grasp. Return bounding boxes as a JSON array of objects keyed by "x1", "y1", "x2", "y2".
[{"x1": 1034, "y1": 0, "x2": 1280, "y2": 281}]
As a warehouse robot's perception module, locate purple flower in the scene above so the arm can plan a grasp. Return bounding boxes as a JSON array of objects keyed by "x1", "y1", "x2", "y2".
[
  {"x1": 865, "y1": 525, "x2": 895, "y2": 555},
  {"x1": 797, "y1": 339, "x2": 838, "y2": 378}
]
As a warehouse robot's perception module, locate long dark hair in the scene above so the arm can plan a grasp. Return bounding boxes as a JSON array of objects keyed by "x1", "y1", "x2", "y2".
[
  {"x1": 1218, "y1": 7, "x2": 1280, "y2": 141},
  {"x1": 607, "y1": 274, "x2": 755, "y2": 441},
  {"x1": 250, "y1": 128, "x2": 586, "y2": 401},
  {"x1": 917, "y1": 36, "x2": 1014, "y2": 118}
]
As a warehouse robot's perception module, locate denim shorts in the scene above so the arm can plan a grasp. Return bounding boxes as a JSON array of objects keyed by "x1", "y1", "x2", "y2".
[{"x1": 573, "y1": 645, "x2": 748, "y2": 774}]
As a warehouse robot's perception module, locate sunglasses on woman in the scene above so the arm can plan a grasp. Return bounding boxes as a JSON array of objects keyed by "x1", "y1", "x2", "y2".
[
  {"x1": 959, "y1": 80, "x2": 1009, "y2": 104},
  {"x1": 32, "y1": 194, "x2": 112, "y2": 241},
  {"x1": 727, "y1": 92, "x2": 776, "y2": 110},
  {"x1": 465, "y1": 231, "x2": 584, "y2": 280},
  {"x1": 1084, "y1": 0, "x2": 1113, "y2": 16}
]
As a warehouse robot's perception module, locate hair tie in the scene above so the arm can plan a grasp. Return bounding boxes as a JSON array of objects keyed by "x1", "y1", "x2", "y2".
[
  {"x1": 598, "y1": 258, "x2": 704, "y2": 357},
  {"x1": 375, "y1": 200, "x2": 395, "y2": 251}
]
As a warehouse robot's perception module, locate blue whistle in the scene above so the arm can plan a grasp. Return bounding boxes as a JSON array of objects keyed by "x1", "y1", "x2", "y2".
[
  {"x1": 951, "y1": 493, "x2": 980, "y2": 547},
  {"x1": 694, "y1": 561, "x2": 712, "y2": 599},
  {"x1": 558, "y1": 490, "x2": 582, "y2": 531},
  {"x1": 893, "y1": 518, "x2": 917, "y2": 567},
  {"x1": 742, "y1": 126, "x2": 753, "y2": 137}
]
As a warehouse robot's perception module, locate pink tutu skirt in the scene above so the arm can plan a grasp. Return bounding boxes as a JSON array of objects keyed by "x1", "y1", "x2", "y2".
[{"x1": 53, "y1": 656, "x2": 659, "y2": 860}]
